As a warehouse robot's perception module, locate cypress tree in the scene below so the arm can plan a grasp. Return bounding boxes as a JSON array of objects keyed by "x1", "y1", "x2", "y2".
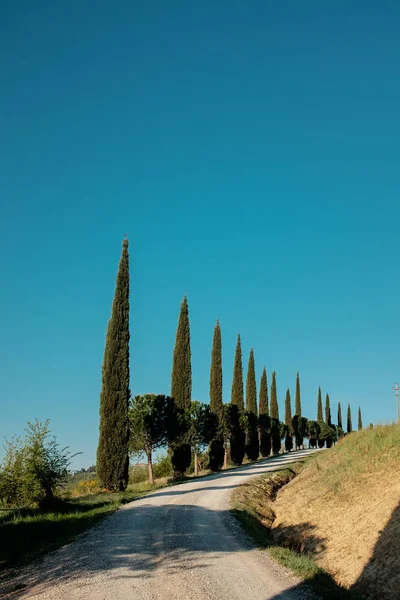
[
  {"x1": 358, "y1": 406, "x2": 363, "y2": 431},
  {"x1": 231, "y1": 334, "x2": 244, "y2": 411},
  {"x1": 317, "y1": 387, "x2": 323, "y2": 422},
  {"x1": 245, "y1": 349, "x2": 257, "y2": 414},
  {"x1": 338, "y1": 402, "x2": 343, "y2": 429},
  {"x1": 295, "y1": 371, "x2": 301, "y2": 416},
  {"x1": 347, "y1": 403, "x2": 352, "y2": 433},
  {"x1": 245, "y1": 349, "x2": 259, "y2": 460},
  {"x1": 325, "y1": 393, "x2": 331, "y2": 425},
  {"x1": 209, "y1": 320, "x2": 223, "y2": 417},
  {"x1": 171, "y1": 296, "x2": 192, "y2": 410},
  {"x1": 209, "y1": 320, "x2": 224, "y2": 471},
  {"x1": 259, "y1": 367, "x2": 268, "y2": 415},
  {"x1": 270, "y1": 372, "x2": 280, "y2": 454},
  {"x1": 97, "y1": 238, "x2": 130, "y2": 491},
  {"x1": 270, "y1": 371, "x2": 279, "y2": 419},
  {"x1": 284, "y1": 389, "x2": 293, "y2": 451},
  {"x1": 170, "y1": 296, "x2": 192, "y2": 476},
  {"x1": 258, "y1": 367, "x2": 271, "y2": 457},
  {"x1": 230, "y1": 334, "x2": 245, "y2": 464}
]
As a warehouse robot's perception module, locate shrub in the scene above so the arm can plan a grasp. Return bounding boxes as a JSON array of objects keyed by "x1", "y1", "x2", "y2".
[
  {"x1": 153, "y1": 454, "x2": 173, "y2": 479},
  {"x1": 72, "y1": 479, "x2": 99, "y2": 497}
]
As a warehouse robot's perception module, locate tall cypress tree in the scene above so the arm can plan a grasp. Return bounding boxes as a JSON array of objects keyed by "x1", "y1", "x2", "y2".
[
  {"x1": 317, "y1": 387, "x2": 323, "y2": 422},
  {"x1": 209, "y1": 320, "x2": 224, "y2": 471},
  {"x1": 284, "y1": 389, "x2": 293, "y2": 451},
  {"x1": 231, "y1": 334, "x2": 244, "y2": 411},
  {"x1": 338, "y1": 402, "x2": 343, "y2": 429},
  {"x1": 325, "y1": 393, "x2": 331, "y2": 425},
  {"x1": 270, "y1": 372, "x2": 280, "y2": 454},
  {"x1": 295, "y1": 371, "x2": 301, "y2": 416},
  {"x1": 270, "y1": 371, "x2": 279, "y2": 419},
  {"x1": 170, "y1": 296, "x2": 192, "y2": 476},
  {"x1": 171, "y1": 296, "x2": 192, "y2": 410},
  {"x1": 258, "y1": 367, "x2": 271, "y2": 457},
  {"x1": 245, "y1": 349, "x2": 259, "y2": 460},
  {"x1": 245, "y1": 349, "x2": 257, "y2": 414},
  {"x1": 230, "y1": 334, "x2": 245, "y2": 464},
  {"x1": 358, "y1": 406, "x2": 363, "y2": 431},
  {"x1": 347, "y1": 404, "x2": 352, "y2": 433},
  {"x1": 97, "y1": 238, "x2": 130, "y2": 491},
  {"x1": 259, "y1": 367, "x2": 268, "y2": 415}
]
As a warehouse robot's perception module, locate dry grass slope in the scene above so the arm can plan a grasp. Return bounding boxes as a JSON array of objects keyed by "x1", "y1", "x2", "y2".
[{"x1": 272, "y1": 424, "x2": 400, "y2": 599}]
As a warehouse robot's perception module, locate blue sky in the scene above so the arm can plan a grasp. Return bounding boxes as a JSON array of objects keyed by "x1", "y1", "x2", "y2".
[{"x1": 1, "y1": 1, "x2": 400, "y2": 468}]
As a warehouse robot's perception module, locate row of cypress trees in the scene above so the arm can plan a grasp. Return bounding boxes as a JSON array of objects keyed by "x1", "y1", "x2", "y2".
[{"x1": 96, "y1": 240, "x2": 365, "y2": 490}]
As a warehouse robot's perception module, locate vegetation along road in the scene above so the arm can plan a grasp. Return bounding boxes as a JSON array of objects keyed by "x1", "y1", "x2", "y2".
[{"x1": 4, "y1": 450, "x2": 318, "y2": 600}]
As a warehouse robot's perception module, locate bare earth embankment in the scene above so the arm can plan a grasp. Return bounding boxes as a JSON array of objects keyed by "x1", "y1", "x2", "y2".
[{"x1": 271, "y1": 424, "x2": 400, "y2": 599}]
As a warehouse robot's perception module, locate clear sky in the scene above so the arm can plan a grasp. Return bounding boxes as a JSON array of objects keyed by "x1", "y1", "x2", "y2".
[{"x1": 1, "y1": 1, "x2": 400, "y2": 468}]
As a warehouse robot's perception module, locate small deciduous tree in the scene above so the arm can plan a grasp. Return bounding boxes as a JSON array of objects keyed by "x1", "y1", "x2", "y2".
[
  {"x1": 129, "y1": 395, "x2": 170, "y2": 484},
  {"x1": 307, "y1": 420, "x2": 320, "y2": 449},
  {"x1": 292, "y1": 415, "x2": 308, "y2": 449}
]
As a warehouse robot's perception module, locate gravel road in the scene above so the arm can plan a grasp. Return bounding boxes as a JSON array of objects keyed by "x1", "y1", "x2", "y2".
[{"x1": 2, "y1": 450, "x2": 318, "y2": 600}]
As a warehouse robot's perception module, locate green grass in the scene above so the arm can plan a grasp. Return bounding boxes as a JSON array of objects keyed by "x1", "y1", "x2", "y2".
[
  {"x1": 231, "y1": 465, "x2": 362, "y2": 600},
  {"x1": 0, "y1": 480, "x2": 166, "y2": 574}
]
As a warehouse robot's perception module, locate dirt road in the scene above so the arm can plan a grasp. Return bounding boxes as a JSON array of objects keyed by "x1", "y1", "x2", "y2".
[{"x1": 3, "y1": 450, "x2": 318, "y2": 600}]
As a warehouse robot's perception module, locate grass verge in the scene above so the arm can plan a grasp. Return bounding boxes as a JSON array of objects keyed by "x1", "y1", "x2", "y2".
[
  {"x1": 0, "y1": 480, "x2": 166, "y2": 575},
  {"x1": 230, "y1": 465, "x2": 362, "y2": 600}
]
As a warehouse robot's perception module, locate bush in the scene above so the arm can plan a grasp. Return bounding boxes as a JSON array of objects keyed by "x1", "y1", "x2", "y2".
[
  {"x1": 153, "y1": 454, "x2": 173, "y2": 479},
  {"x1": 129, "y1": 464, "x2": 148, "y2": 484},
  {"x1": 0, "y1": 420, "x2": 77, "y2": 510},
  {"x1": 72, "y1": 479, "x2": 99, "y2": 497}
]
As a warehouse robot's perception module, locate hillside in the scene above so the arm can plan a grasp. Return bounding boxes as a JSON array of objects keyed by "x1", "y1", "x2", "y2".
[{"x1": 271, "y1": 424, "x2": 400, "y2": 598}]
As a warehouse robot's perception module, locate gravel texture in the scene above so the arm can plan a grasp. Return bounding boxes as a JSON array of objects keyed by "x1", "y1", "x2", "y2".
[{"x1": 1, "y1": 450, "x2": 318, "y2": 600}]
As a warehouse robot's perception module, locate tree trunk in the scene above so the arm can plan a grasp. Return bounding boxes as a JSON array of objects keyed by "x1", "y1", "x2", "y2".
[
  {"x1": 194, "y1": 446, "x2": 198, "y2": 477},
  {"x1": 223, "y1": 446, "x2": 228, "y2": 469},
  {"x1": 147, "y1": 451, "x2": 154, "y2": 484}
]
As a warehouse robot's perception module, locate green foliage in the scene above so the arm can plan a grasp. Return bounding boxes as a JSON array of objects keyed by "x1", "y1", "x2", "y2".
[
  {"x1": 171, "y1": 296, "x2": 192, "y2": 410},
  {"x1": 270, "y1": 371, "x2": 279, "y2": 420},
  {"x1": 97, "y1": 238, "x2": 130, "y2": 492},
  {"x1": 318, "y1": 421, "x2": 336, "y2": 448},
  {"x1": 271, "y1": 417, "x2": 281, "y2": 455},
  {"x1": 292, "y1": 415, "x2": 308, "y2": 449},
  {"x1": 325, "y1": 393, "x2": 331, "y2": 425},
  {"x1": 258, "y1": 413, "x2": 271, "y2": 457},
  {"x1": 244, "y1": 411, "x2": 259, "y2": 461},
  {"x1": 0, "y1": 420, "x2": 76, "y2": 510},
  {"x1": 209, "y1": 320, "x2": 223, "y2": 417},
  {"x1": 224, "y1": 404, "x2": 245, "y2": 465},
  {"x1": 307, "y1": 420, "x2": 320, "y2": 449},
  {"x1": 209, "y1": 321, "x2": 224, "y2": 471},
  {"x1": 295, "y1": 371, "x2": 301, "y2": 416},
  {"x1": 347, "y1": 404, "x2": 352, "y2": 433},
  {"x1": 284, "y1": 389, "x2": 293, "y2": 451},
  {"x1": 129, "y1": 394, "x2": 169, "y2": 456},
  {"x1": 358, "y1": 406, "x2": 363, "y2": 431},
  {"x1": 259, "y1": 367, "x2": 268, "y2": 416},
  {"x1": 245, "y1": 349, "x2": 257, "y2": 414},
  {"x1": 129, "y1": 394, "x2": 171, "y2": 483},
  {"x1": 338, "y1": 402, "x2": 343, "y2": 429},
  {"x1": 231, "y1": 334, "x2": 244, "y2": 411},
  {"x1": 317, "y1": 387, "x2": 323, "y2": 422},
  {"x1": 153, "y1": 454, "x2": 173, "y2": 479},
  {"x1": 170, "y1": 296, "x2": 192, "y2": 476}
]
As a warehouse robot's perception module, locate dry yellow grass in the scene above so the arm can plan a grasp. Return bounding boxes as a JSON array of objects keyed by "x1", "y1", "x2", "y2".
[{"x1": 271, "y1": 424, "x2": 400, "y2": 598}]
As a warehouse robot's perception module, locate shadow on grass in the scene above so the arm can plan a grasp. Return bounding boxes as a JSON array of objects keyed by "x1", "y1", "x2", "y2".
[{"x1": 231, "y1": 507, "x2": 362, "y2": 600}]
